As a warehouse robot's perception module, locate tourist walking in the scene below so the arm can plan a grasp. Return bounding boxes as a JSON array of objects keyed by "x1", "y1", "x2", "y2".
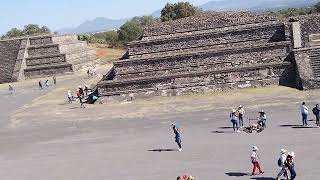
[
  {"x1": 275, "y1": 149, "x2": 288, "y2": 180},
  {"x1": 230, "y1": 109, "x2": 240, "y2": 132},
  {"x1": 237, "y1": 105, "x2": 245, "y2": 128},
  {"x1": 45, "y1": 79, "x2": 49, "y2": 87},
  {"x1": 285, "y1": 151, "x2": 296, "y2": 179},
  {"x1": 258, "y1": 110, "x2": 267, "y2": 128},
  {"x1": 300, "y1": 102, "x2": 308, "y2": 126},
  {"x1": 312, "y1": 104, "x2": 320, "y2": 127},
  {"x1": 38, "y1": 80, "x2": 43, "y2": 89},
  {"x1": 67, "y1": 90, "x2": 73, "y2": 104},
  {"x1": 53, "y1": 75, "x2": 56, "y2": 85},
  {"x1": 79, "y1": 95, "x2": 85, "y2": 108},
  {"x1": 8, "y1": 84, "x2": 13, "y2": 94},
  {"x1": 172, "y1": 123, "x2": 182, "y2": 151},
  {"x1": 251, "y1": 146, "x2": 264, "y2": 176}
]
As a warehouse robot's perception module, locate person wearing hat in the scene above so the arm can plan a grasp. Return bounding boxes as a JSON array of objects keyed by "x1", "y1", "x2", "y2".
[
  {"x1": 251, "y1": 146, "x2": 264, "y2": 176},
  {"x1": 172, "y1": 123, "x2": 182, "y2": 151},
  {"x1": 258, "y1": 110, "x2": 267, "y2": 128},
  {"x1": 276, "y1": 149, "x2": 288, "y2": 180},
  {"x1": 285, "y1": 151, "x2": 296, "y2": 179},
  {"x1": 230, "y1": 109, "x2": 240, "y2": 132},
  {"x1": 237, "y1": 105, "x2": 245, "y2": 128},
  {"x1": 301, "y1": 102, "x2": 308, "y2": 126}
]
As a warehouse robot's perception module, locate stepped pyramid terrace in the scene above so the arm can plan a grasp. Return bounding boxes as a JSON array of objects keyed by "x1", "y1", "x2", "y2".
[
  {"x1": 96, "y1": 12, "x2": 320, "y2": 102},
  {"x1": 0, "y1": 34, "x2": 97, "y2": 83}
]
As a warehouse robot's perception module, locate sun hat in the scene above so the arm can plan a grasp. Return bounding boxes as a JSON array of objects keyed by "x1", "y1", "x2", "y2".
[
  {"x1": 288, "y1": 151, "x2": 295, "y2": 158},
  {"x1": 280, "y1": 149, "x2": 287, "y2": 154},
  {"x1": 259, "y1": 110, "x2": 264, "y2": 113},
  {"x1": 232, "y1": 109, "x2": 236, "y2": 113},
  {"x1": 239, "y1": 105, "x2": 243, "y2": 108},
  {"x1": 252, "y1": 146, "x2": 259, "y2": 151}
]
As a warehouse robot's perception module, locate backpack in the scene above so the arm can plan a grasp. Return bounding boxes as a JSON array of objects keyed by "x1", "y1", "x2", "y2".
[
  {"x1": 277, "y1": 158, "x2": 282, "y2": 167},
  {"x1": 312, "y1": 107, "x2": 318, "y2": 115}
]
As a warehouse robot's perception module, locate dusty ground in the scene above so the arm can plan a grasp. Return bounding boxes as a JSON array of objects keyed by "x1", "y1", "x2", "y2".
[{"x1": 0, "y1": 67, "x2": 320, "y2": 179}]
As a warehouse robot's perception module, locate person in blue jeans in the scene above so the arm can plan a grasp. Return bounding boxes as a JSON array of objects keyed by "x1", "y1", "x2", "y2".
[
  {"x1": 300, "y1": 102, "x2": 308, "y2": 126},
  {"x1": 172, "y1": 123, "x2": 182, "y2": 151},
  {"x1": 285, "y1": 151, "x2": 296, "y2": 179},
  {"x1": 230, "y1": 109, "x2": 240, "y2": 132}
]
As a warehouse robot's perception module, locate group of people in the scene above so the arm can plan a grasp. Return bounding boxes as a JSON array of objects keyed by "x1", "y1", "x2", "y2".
[
  {"x1": 250, "y1": 146, "x2": 296, "y2": 179},
  {"x1": 67, "y1": 85, "x2": 97, "y2": 108},
  {"x1": 301, "y1": 102, "x2": 320, "y2": 127},
  {"x1": 38, "y1": 75, "x2": 56, "y2": 89},
  {"x1": 229, "y1": 105, "x2": 267, "y2": 132}
]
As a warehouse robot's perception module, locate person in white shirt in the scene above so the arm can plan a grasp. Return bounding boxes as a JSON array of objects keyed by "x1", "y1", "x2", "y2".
[
  {"x1": 251, "y1": 146, "x2": 264, "y2": 176},
  {"x1": 300, "y1": 102, "x2": 308, "y2": 126},
  {"x1": 276, "y1": 149, "x2": 288, "y2": 180}
]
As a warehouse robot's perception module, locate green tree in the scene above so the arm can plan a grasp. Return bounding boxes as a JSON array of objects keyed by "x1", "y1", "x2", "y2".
[
  {"x1": 132, "y1": 15, "x2": 157, "y2": 26},
  {"x1": 104, "y1": 31, "x2": 119, "y2": 47},
  {"x1": 118, "y1": 20, "x2": 143, "y2": 43},
  {"x1": 2, "y1": 28, "x2": 24, "y2": 39},
  {"x1": 23, "y1": 24, "x2": 50, "y2": 35},
  {"x1": 161, "y1": 2, "x2": 201, "y2": 22}
]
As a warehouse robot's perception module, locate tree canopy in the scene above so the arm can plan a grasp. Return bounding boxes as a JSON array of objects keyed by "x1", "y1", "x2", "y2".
[
  {"x1": 2, "y1": 24, "x2": 51, "y2": 39},
  {"x1": 161, "y1": 2, "x2": 202, "y2": 22}
]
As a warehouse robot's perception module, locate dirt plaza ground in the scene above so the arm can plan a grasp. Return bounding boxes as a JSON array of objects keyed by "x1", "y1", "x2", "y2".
[{"x1": 0, "y1": 67, "x2": 320, "y2": 180}]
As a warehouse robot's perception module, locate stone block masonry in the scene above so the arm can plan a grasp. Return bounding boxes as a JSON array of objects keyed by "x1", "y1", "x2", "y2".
[
  {"x1": 0, "y1": 34, "x2": 98, "y2": 82},
  {"x1": 96, "y1": 12, "x2": 299, "y2": 102}
]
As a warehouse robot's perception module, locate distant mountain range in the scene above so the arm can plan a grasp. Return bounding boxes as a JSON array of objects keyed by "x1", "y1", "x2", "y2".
[{"x1": 57, "y1": 0, "x2": 318, "y2": 34}]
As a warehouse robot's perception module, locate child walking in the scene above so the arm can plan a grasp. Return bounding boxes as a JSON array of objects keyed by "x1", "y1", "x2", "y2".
[{"x1": 251, "y1": 146, "x2": 264, "y2": 176}]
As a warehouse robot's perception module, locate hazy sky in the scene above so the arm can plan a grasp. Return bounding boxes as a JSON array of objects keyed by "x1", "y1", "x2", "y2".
[{"x1": 0, "y1": 0, "x2": 212, "y2": 34}]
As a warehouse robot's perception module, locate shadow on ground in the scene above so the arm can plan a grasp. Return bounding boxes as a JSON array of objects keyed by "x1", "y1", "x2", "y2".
[
  {"x1": 225, "y1": 172, "x2": 249, "y2": 177},
  {"x1": 211, "y1": 130, "x2": 234, "y2": 134},
  {"x1": 148, "y1": 149, "x2": 178, "y2": 152},
  {"x1": 250, "y1": 177, "x2": 275, "y2": 180}
]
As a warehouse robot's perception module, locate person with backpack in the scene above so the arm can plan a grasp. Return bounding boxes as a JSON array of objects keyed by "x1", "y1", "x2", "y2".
[
  {"x1": 276, "y1": 149, "x2": 288, "y2": 180},
  {"x1": 172, "y1": 123, "x2": 182, "y2": 151},
  {"x1": 230, "y1": 109, "x2": 240, "y2": 132},
  {"x1": 251, "y1": 146, "x2": 264, "y2": 176},
  {"x1": 312, "y1": 104, "x2": 320, "y2": 127},
  {"x1": 300, "y1": 102, "x2": 308, "y2": 126}
]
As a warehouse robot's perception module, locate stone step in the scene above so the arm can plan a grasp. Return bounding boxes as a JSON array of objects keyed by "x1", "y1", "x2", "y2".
[
  {"x1": 27, "y1": 43, "x2": 60, "y2": 57},
  {"x1": 116, "y1": 41, "x2": 290, "y2": 67},
  {"x1": 26, "y1": 54, "x2": 66, "y2": 67},
  {"x1": 129, "y1": 21, "x2": 285, "y2": 56},
  {"x1": 143, "y1": 12, "x2": 276, "y2": 38},
  {"x1": 29, "y1": 35, "x2": 53, "y2": 46},
  {"x1": 24, "y1": 62, "x2": 73, "y2": 79},
  {"x1": 131, "y1": 21, "x2": 283, "y2": 44},
  {"x1": 98, "y1": 62, "x2": 288, "y2": 96}
]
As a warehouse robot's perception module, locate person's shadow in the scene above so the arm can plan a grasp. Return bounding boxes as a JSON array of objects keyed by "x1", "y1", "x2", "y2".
[
  {"x1": 148, "y1": 148, "x2": 178, "y2": 152},
  {"x1": 225, "y1": 172, "x2": 249, "y2": 177}
]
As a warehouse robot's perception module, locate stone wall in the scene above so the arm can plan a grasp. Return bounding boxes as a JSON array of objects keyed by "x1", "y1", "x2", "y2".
[
  {"x1": 143, "y1": 12, "x2": 276, "y2": 38},
  {"x1": 52, "y1": 34, "x2": 99, "y2": 70},
  {"x1": 0, "y1": 39, "x2": 22, "y2": 83},
  {"x1": 98, "y1": 64, "x2": 289, "y2": 101},
  {"x1": 293, "y1": 14, "x2": 320, "y2": 47},
  {"x1": 115, "y1": 42, "x2": 290, "y2": 79},
  {"x1": 129, "y1": 22, "x2": 285, "y2": 57},
  {"x1": 293, "y1": 46, "x2": 320, "y2": 89}
]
